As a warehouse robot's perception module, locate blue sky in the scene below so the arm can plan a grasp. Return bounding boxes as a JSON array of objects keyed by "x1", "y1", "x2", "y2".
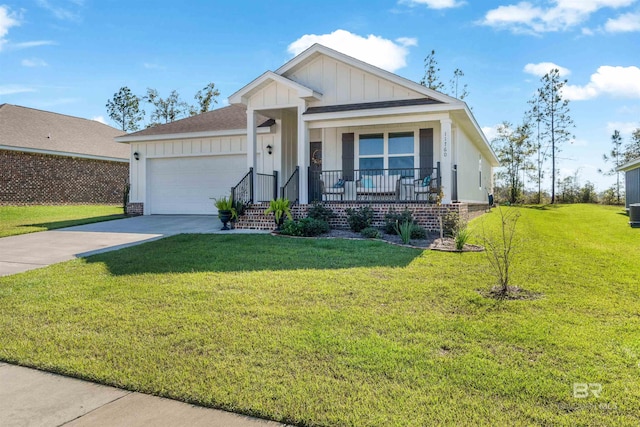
[{"x1": 1, "y1": 0, "x2": 639, "y2": 191}]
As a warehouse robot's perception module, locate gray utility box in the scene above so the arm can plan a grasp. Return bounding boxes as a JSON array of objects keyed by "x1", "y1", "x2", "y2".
[{"x1": 629, "y1": 203, "x2": 640, "y2": 228}]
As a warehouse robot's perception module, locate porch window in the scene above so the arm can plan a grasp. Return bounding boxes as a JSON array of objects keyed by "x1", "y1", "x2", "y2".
[{"x1": 358, "y1": 131, "x2": 415, "y2": 175}]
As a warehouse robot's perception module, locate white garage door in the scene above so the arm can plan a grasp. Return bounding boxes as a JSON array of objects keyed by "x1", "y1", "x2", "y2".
[{"x1": 147, "y1": 155, "x2": 246, "y2": 214}]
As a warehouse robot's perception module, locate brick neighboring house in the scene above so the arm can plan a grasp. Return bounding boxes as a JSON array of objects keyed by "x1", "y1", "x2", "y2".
[{"x1": 0, "y1": 104, "x2": 129, "y2": 205}]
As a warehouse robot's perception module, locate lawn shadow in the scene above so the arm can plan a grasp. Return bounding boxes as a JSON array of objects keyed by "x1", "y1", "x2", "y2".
[
  {"x1": 26, "y1": 214, "x2": 127, "y2": 231},
  {"x1": 85, "y1": 234, "x2": 423, "y2": 275}
]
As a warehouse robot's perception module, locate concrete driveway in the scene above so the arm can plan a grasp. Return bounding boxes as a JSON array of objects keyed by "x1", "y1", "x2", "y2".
[{"x1": 0, "y1": 215, "x2": 263, "y2": 277}]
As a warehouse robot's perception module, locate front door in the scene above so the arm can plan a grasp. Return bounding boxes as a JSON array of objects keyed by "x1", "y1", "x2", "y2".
[{"x1": 309, "y1": 141, "x2": 322, "y2": 202}]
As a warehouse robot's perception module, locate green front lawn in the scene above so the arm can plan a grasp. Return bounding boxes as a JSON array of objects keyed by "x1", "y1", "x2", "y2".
[
  {"x1": 0, "y1": 204, "x2": 638, "y2": 426},
  {"x1": 0, "y1": 205, "x2": 126, "y2": 238}
]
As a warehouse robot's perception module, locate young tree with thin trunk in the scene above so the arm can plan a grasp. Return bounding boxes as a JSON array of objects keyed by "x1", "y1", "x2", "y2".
[
  {"x1": 598, "y1": 130, "x2": 624, "y2": 204},
  {"x1": 105, "y1": 87, "x2": 144, "y2": 132},
  {"x1": 449, "y1": 68, "x2": 469, "y2": 100},
  {"x1": 531, "y1": 69, "x2": 574, "y2": 204}
]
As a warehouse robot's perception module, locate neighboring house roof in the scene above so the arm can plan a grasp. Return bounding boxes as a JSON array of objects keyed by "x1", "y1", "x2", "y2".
[
  {"x1": 0, "y1": 104, "x2": 128, "y2": 161},
  {"x1": 116, "y1": 104, "x2": 273, "y2": 143},
  {"x1": 618, "y1": 157, "x2": 640, "y2": 172}
]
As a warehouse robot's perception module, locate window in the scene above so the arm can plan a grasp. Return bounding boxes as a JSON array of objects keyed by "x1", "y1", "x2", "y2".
[{"x1": 358, "y1": 131, "x2": 415, "y2": 175}]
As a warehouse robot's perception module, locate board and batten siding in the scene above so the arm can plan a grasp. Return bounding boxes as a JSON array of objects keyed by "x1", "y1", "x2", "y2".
[
  {"x1": 128, "y1": 134, "x2": 251, "y2": 204},
  {"x1": 625, "y1": 167, "x2": 640, "y2": 208},
  {"x1": 248, "y1": 81, "x2": 300, "y2": 109},
  {"x1": 284, "y1": 55, "x2": 425, "y2": 107}
]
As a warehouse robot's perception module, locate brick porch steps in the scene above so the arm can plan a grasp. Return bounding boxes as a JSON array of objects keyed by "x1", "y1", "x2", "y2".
[{"x1": 234, "y1": 203, "x2": 277, "y2": 231}]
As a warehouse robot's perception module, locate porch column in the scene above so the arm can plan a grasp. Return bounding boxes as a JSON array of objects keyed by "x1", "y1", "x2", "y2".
[
  {"x1": 440, "y1": 118, "x2": 453, "y2": 204},
  {"x1": 246, "y1": 109, "x2": 257, "y2": 202},
  {"x1": 297, "y1": 101, "x2": 310, "y2": 204}
]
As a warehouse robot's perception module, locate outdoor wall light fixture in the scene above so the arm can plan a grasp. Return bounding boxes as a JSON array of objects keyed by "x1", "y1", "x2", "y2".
[
  {"x1": 266, "y1": 145, "x2": 273, "y2": 155},
  {"x1": 133, "y1": 152, "x2": 140, "y2": 160}
]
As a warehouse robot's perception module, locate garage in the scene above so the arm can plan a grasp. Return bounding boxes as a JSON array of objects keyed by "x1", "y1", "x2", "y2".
[{"x1": 147, "y1": 155, "x2": 246, "y2": 215}]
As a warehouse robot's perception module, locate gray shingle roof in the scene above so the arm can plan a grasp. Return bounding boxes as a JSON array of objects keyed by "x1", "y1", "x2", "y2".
[
  {"x1": 0, "y1": 104, "x2": 128, "y2": 160},
  {"x1": 303, "y1": 98, "x2": 443, "y2": 115},
  {"x1": 123, "y1": 104, "x2": 271, "y2": 138}
]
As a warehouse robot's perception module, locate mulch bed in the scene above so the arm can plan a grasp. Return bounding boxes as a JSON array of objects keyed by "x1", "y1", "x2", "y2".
[{"x1": 276, "y1": 228, "x2": 484, "y2": 252}]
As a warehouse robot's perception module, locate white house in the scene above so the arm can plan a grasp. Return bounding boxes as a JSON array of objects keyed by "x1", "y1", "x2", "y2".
[{"x1": 116, "y1": 44, "x2": 498, "y2": 222}]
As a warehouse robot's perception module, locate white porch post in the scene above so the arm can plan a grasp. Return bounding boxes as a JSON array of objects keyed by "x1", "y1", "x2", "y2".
[
  {"x1": 246, "y1": 109, "x2": 257, "y2": 202},
  {"x1": 297, "y1": 102, "x2": 310, "y2": 204},
  {"x1": 440, "y1": 118, "x2": 453, "y2": 204}
]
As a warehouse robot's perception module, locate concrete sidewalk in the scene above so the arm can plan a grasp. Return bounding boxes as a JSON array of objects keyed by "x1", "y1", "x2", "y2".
[
  {"x1": 0, "y1": 363, "x2": 287, "y2": 427},
  {"x1": 0, "y1": 215, "x2": 267, "y2": 277}
]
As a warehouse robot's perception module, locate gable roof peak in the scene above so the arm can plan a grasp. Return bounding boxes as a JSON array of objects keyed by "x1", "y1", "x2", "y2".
[{"x1": 275, "y1": 43, "x2": 461, "y2": 105}]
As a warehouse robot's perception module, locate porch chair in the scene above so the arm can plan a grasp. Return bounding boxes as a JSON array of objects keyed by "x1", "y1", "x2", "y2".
[
  {"x1": 320, "y1": 174, "x2": 345, "y2": 201},
  {"x1": 414, "y1": 174, "x2": 438, "y2": 202}
]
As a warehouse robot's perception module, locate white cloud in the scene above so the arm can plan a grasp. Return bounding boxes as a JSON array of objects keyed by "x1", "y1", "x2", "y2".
[
  {"x1": 563, "y1": 65, "x2": 640, "y2": 100},
  {"x1": 0, "y1": 84, "x2": 36, "y2": 95},
  {"x1": 21, "y1": 58, "x2": 48, "y2": 67},
  {"x1": 482, "y1": 125, "x2": 499, "y2": 142},
  {"x1": 480, "y1": 0, "x2": 636, "y2": 34},
  {"x1": 143, "y1": 62, "x2": 165, "y2": 70},
  {"x1": 91, "y1": 115, "x2": 107, "y2": 125},
  {"x1": 400, "y1": 0, "x2": 465, "y2": 9},
  {"x1": 604, "y1": 12, "x2": 640, "y2": 32},
  {"x1": 287, "y1": 29, "x2": 416, "y2": 72},
  {"x1": 524, "y1": 62, "x2": 571, "y2": 77},
  {"x1": 0, "y1": 5, "x2": 20, "y2": 51},
  {"x1": 9, "y1": 40, "x2": 56, "y2": 50},
  {"x1": 36, "y1": 0, "x2": 82, "y2": 22},
  {"x1": 606, "y1": 121, "x2": 639, "y2": 135}
]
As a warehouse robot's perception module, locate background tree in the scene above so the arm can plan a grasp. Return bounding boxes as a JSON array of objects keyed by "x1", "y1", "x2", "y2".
[
  {"x1": 419, "y1": 50, "x2": 445, "y2": 91},
  {"x1": 526, "y1": 97, "x2": 548, "y2": 204},
  {"x1": 190, "y1": 82, "x2": 220, "y2": 116},
  {"x1": 622, "y1": 128, "x2": 640, "y2": 163},
  {"x1": 491, "y1": 121, "x2": 535, "y2": 204},
  {"x1": 531, "y1": 69, "x2": 574, "y2": 204},
  {"x1": 449, "y1": 68, "x2": 469, "y2": 100},
  {"x1": 598, "y1": 130, "x2": 624, "y2": 204},
  {"x1": 145, "y1": 88, "x2": 189, "y2": 126},
  {"x1": 105, "y1": 87, "x2": 144, "y2": 132}
]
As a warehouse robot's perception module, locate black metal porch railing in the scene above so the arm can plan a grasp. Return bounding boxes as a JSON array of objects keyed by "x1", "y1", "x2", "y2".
[
  {"x1": 231, "y1": 167, "x2": 253, "y2": 205},
  {"x1": 308, "y1": 163, "x2": 441, "y2": 203},
  {"x1": 281, "y1": 166, "x2": 299, "y2": 205},
  {"x1": 256, "y1": 171, "x2": 278, "y2": 202}
]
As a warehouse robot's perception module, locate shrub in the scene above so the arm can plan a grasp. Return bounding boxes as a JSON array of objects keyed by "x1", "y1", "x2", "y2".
[
  {"x1": 279, "y1": 218, "x2": 329, "y2": 237},
  {"x1": 410, "y1": 224, "x2": 427, "y2": 239},
  {"x1": 383, "y1": 208, "x2": 413, "y2": 234},
  {"x1": 299, "y1": 217, "x2": 329, "y2": 236},
  {"x1": 361, "y1": 227, "x2": 381, "y2": 239},
  {"x1": 442, "y1": 211, "x2": 462, "y2": 237},
  {"x1": 345, "y1": 206, "x2": 374, "y2": 232},
  {"x1": 280, "y1": 219, "x2": 303, "y2": 236},
  {"x1": 307, "y1": 203, "x2": 336, "y2": 223}
]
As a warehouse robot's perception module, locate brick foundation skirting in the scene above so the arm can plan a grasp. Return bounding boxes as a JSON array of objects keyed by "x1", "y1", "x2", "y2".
[
  {"x1": 0, "y1": 150, "x2": 129, "y2": 205},
  {"x1": 236, "y1": 202, "x2": 473, "y2": 232}
]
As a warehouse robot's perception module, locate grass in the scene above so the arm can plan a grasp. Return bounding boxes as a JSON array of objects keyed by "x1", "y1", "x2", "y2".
[
  {"x1": 0, "y1": 204, "x2": 638, "y2": 426},
  {"x1": 0, "y1": 205, "x2": 126, "y2": 237}
]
